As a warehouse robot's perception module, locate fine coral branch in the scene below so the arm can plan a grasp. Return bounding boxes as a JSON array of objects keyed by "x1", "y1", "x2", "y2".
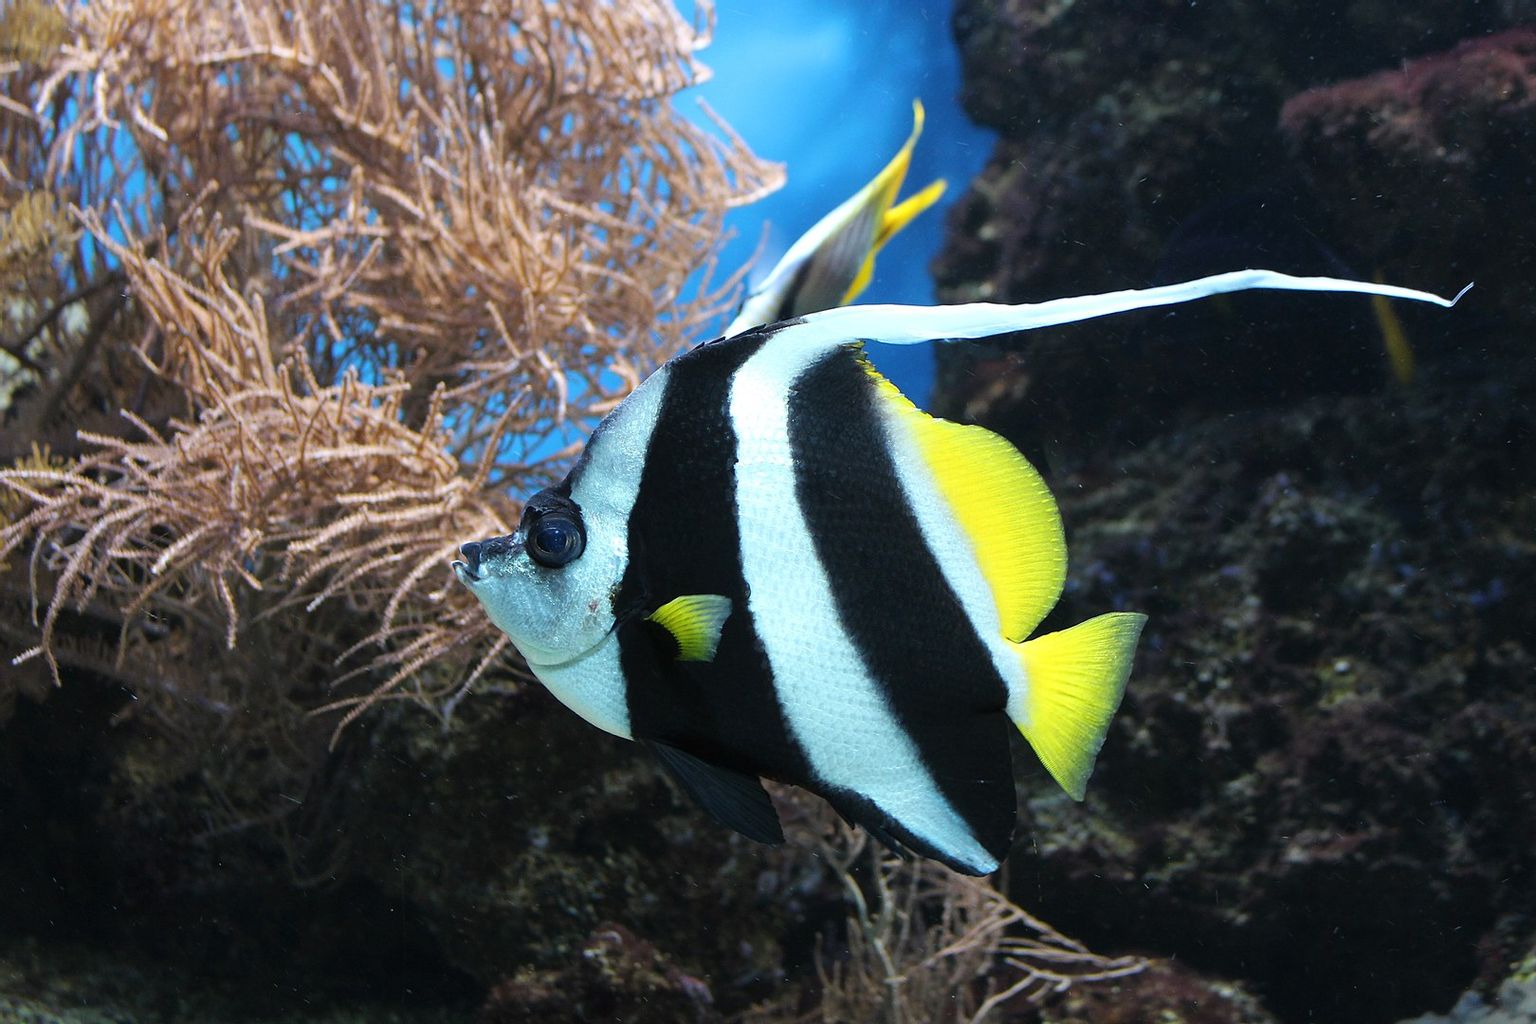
[{"x1": 0, "y1": 0, "x2": 790, "y2": 691}]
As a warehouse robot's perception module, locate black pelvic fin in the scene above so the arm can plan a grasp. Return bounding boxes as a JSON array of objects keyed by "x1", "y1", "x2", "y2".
[
  {"x1": 860, "y1": 819, "x2": 914, "y2": 863},
  {"x1": 830, "y1": 800, "x2": 913, "y2": 863},
  {"x1": 646, "y1": 741, "x2": 785, "y2": 846}
]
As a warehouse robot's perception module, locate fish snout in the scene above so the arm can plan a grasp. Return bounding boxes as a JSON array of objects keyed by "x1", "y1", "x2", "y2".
[
  {"x1": 458, "y1": 540, "x2": 483, "y2": 573},
  {"x1": 452, "y1": 534, "x2": 519, "y2": 585}
]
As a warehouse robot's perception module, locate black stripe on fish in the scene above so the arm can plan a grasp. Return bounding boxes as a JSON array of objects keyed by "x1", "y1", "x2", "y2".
[
  {"x1": 770, "y1": 202, "x2": 879, "y2": 325},
  {"x1": 786, "y1": 346, "x2": 1016, "y2": 867},
  {"x1": 798, "y1": 203, "x2": 880, "y2": 312},
  {"x1": 772, "y1": 258, "x2": 815, "y2": 326},
  {"x1": 617, "y1": 332, "x2": 812, "y2": 790}
]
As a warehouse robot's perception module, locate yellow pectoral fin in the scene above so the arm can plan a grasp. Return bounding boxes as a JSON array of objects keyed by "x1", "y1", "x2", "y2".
[
  {"x1": 1015, "y1": 612, "x2": 1147, "y2": 800},
  {"x1": 647, "y1": 594, "x2": 733, "y2": 663}
]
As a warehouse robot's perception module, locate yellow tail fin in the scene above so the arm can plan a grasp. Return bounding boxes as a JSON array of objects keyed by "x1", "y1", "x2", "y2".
[{"x1": 1014, "y1": 612, "x2": 1147, "y2": 800}]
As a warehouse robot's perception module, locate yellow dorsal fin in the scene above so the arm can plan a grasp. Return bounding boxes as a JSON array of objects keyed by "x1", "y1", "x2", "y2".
[
  {"x1": 647, "y1": 594, "x2": 732, "y2": 662},
  {"x1": 1015, "y1": 612, "x2": 1145, "y2": 800},
  {"x1": 860, "y1": 355, "x2": 1067, "y2": 641},
  {"x1": 879, "y1": 97, "x2": 927, "y2": 198}
]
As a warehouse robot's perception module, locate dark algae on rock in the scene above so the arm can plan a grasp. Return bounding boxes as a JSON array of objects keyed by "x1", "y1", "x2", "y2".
[
  {"x1": 935, "y1": 3, "x2": 1536, "y2": 451},
  {"x1": 1281, "y1": 29, "x2": 1536, "y2": 331},
  {"x1": 476, "y1": 922, "x2": 720, "y2": 1024},
  {"x1": 932, "y1": 4, "x2": 1536, "y2": 1021},
  {"x1": 1001, "y1": 364, "x2": 1536, "y2": 1023}
]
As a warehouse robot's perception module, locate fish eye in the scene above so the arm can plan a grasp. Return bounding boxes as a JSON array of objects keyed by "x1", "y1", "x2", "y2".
[{"x1": 526, "y1": 511, "x2": 585, "y2": 568}]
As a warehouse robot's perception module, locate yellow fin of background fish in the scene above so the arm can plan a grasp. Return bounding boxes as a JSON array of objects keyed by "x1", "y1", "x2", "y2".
[
  {"x1": 1371, "y1": 270, "x2": 1416, "y2": 385},
  {"x1": 840, "y1": 100, "x2": 947, "y2": 305},
  {"x1": 1016, "y1": 612, "x2": 1147, "y2": 800},
  {"x1": 647, "y1": 594, "x2": 732, "y2": 662},
  {"x1": 860, "y1": 355, "x2": 1067, "y2": 641},
  {"x1": 844, "y1": 179, "x2": 947, "y2": 303},
  {"x1": 877, "y1": 179, "x2": 947, "y2": 249},
  {"x1": 726, "y1": 99, "x2": 948, "y2": 335}
]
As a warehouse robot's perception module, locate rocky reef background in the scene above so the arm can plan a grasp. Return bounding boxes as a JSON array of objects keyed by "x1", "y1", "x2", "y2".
[
  {"x1": 933, "y1": 3, "x2": 1536, "y2": 1023},
  {"x1": 3, "y1": 2, "x2": 1535, "y2": 1024}
]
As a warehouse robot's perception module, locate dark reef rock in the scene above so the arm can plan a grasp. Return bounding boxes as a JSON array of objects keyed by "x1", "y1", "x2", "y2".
[
  {"x1": 476, "y1": 922, "x2": 719, "y2": 1024},
  {"x1": 1040, "y1": 957, "x2": 1281, "y2": 1024},
  {"x1": 935, "y1": 5, "x2": 1536, "y2": 450},
  {"x1": 985, "y1": 339, "x2": 1536, "y2": 1023},
  {"x1": 936, "y1": 16, "x2": 1535, "y2": 1017},
  {"x1": 0, "y1": 933, "x2": 469, "y2": 1023},
  {"x1": 0, "y1": 674, "x2": 816, "y2": 1020},
  {"x1": 943, "y1": 0, "x2": 1509, "y2": 304},
  {"x1": 1399, "y1": 943, "x2": 1536, "y2": 1023},
  {"x1": 342, "y1": 689, "x2": 804, "y2": 1001},
  {"x1": 950, "y1": 0, "x2": 1500, "y2": 139},
  {"x1": 1280, "y1": 29, "x2": 1536, "y2": 327}
]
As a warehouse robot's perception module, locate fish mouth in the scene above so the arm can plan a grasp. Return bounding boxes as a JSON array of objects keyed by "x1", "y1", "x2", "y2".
[
  {"x1": 453, "y1": 539, "x2": 491, "y2": 585},
  {"x1": 453, "y1": 536, "x2": 519, "y2": 587}
]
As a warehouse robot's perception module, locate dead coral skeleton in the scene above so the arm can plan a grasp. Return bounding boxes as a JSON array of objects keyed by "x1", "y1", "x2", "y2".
[
  {"x1": 740, "y1": 792, "x2": 1145, "y2": 1024},
  {"x1": 0, "y1": 0, "x2": 782, "y2": 725},
  {"x1": 0, "y1": 0, "x2": 780, "y2": 858}
]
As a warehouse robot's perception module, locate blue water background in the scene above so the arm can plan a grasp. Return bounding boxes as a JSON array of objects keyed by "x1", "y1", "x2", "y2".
[{"x1": 679, "y1": 0, "x2": 995, "y2": 406}]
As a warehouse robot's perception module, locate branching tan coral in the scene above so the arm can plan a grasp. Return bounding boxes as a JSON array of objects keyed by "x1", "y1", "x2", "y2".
[
  {"x1": 1, "y1": 188, "x2": 79, "y2": 406},
  {"x1": 0, "y1": 0, "x2": 780, "y2": 820},
  {"x1": 26, "y1": 0, "x2": 775, "y2": 479},
  {"x1": 742, "y1": 792, "x2": 1145, "y2": 1024},
  {"x1": 0, "y1": 0, "x2": 69, "y2": 64}
]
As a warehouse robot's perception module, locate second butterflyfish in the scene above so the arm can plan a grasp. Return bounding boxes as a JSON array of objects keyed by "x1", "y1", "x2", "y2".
[
  {"x1": 454, "y1": 269, "x2": 1467, "y2": 876},
  {"x1": 725, "y1": 100, "x2": 946, "y2": 336}
]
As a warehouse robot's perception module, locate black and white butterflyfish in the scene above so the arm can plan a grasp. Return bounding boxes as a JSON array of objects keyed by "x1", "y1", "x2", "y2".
[{"x1": 453, "y1": 269, "x2": 1469, "y2": 876}]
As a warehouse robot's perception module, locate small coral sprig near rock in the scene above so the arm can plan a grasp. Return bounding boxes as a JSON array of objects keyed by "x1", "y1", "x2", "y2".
[{"x1": 738, "y1": 791, "x2": 1144, "y2": 1024}]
